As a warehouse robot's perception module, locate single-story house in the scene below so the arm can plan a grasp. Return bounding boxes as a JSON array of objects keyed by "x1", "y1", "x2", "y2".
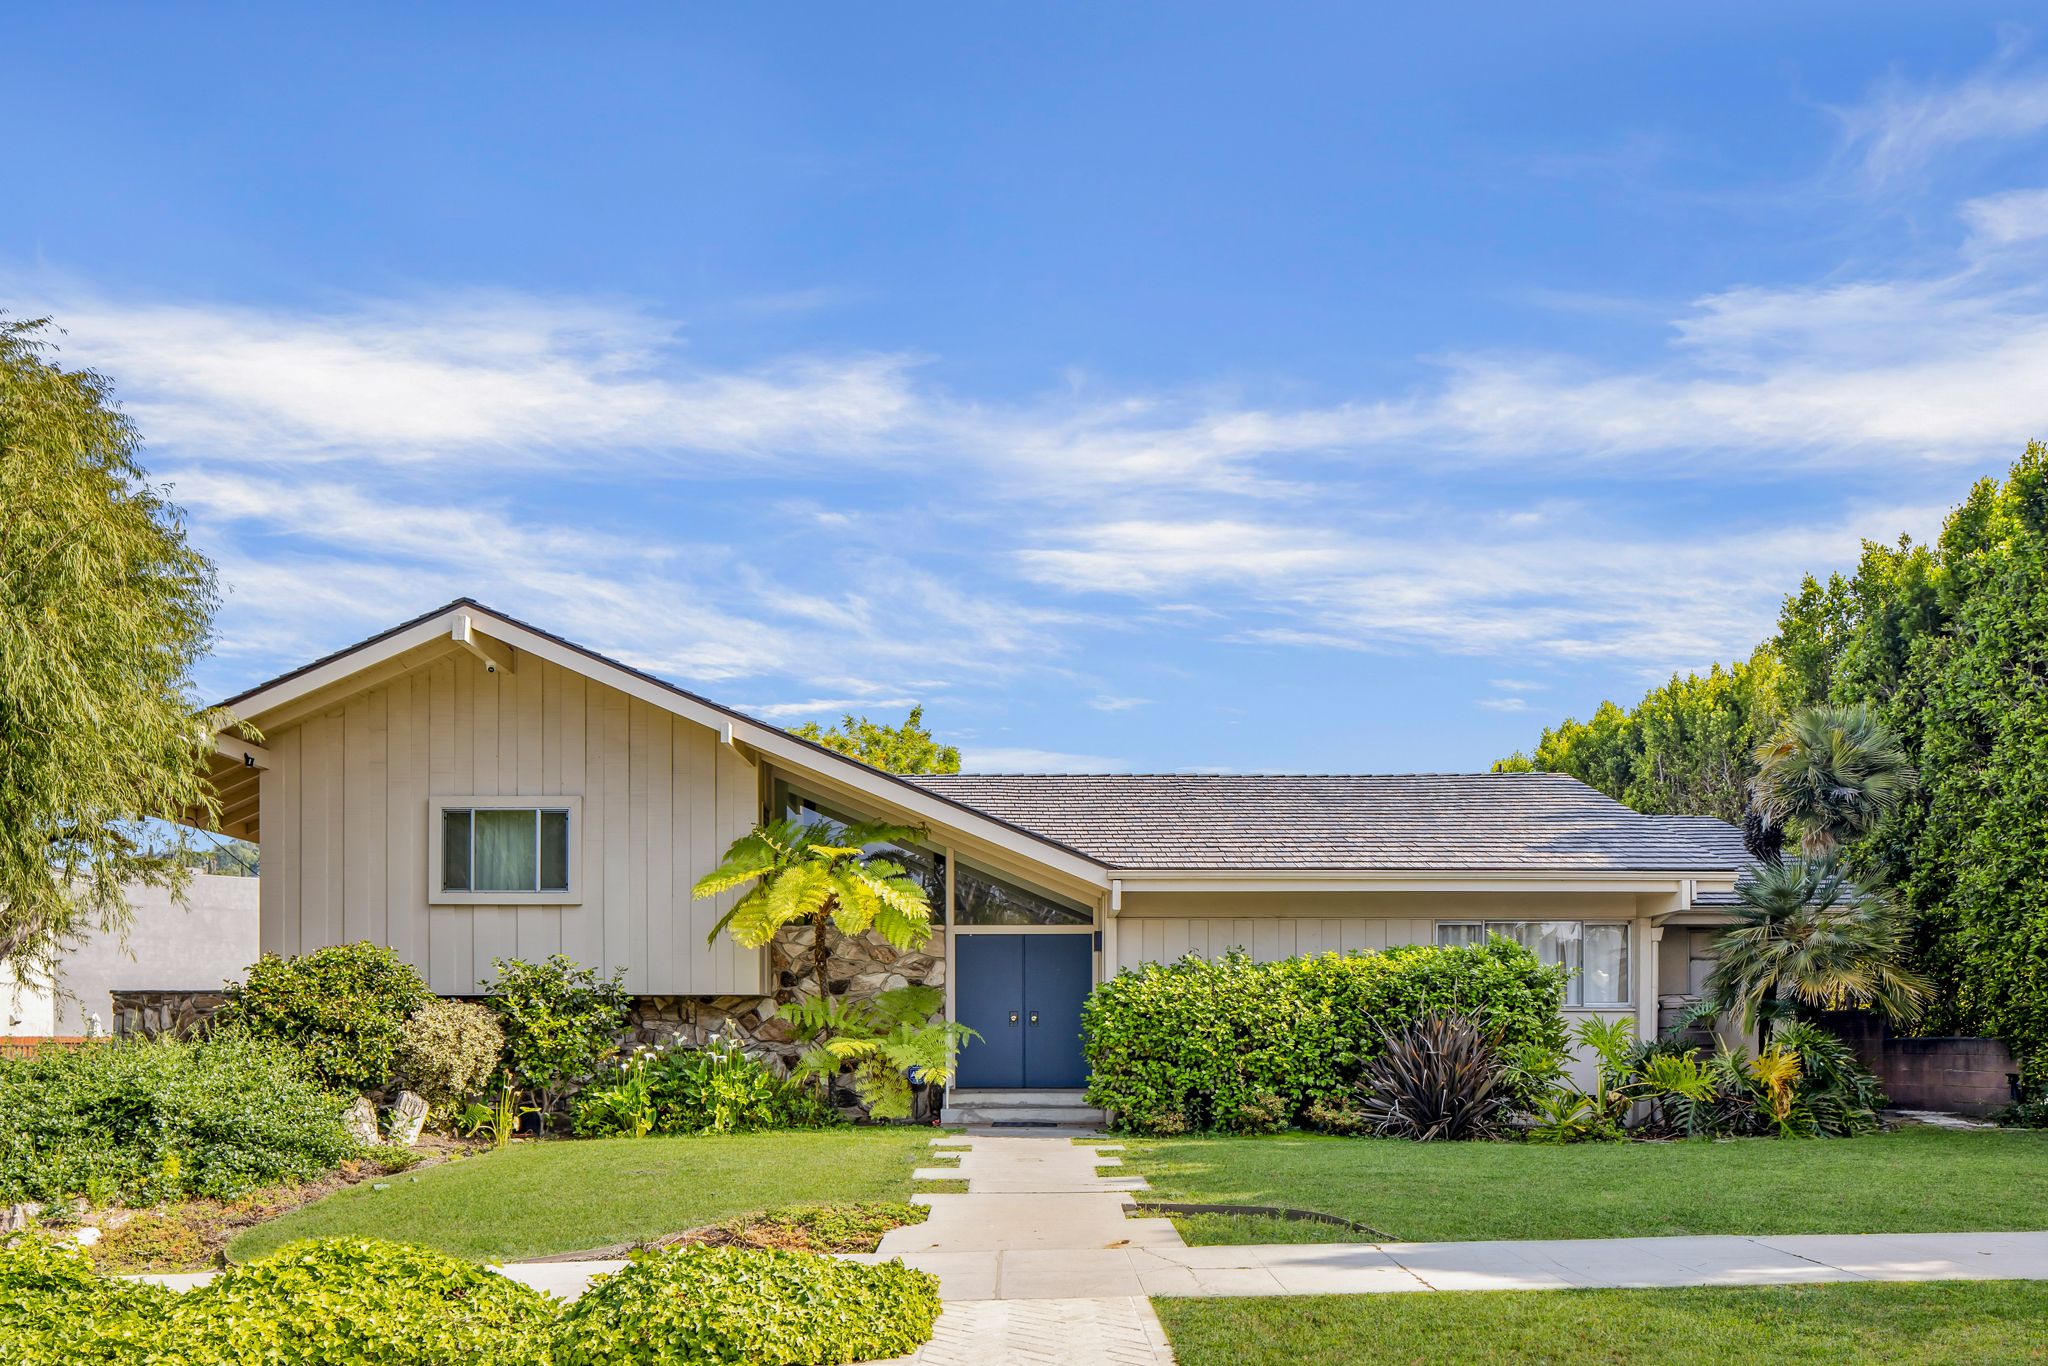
[{"x1": 185, "y1": 599, "x2": 1750, "y2": 1116}]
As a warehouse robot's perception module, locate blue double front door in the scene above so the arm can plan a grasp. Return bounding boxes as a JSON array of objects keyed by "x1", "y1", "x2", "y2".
[{"x1": 953, "y1": 933, "x2": 1093, "y2": 1089}]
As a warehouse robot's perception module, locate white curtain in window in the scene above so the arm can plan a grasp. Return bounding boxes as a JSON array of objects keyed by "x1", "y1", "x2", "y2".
[
  {"x1": 1581, "y1": 923, "x2": 1629, "y2": 1005},
  {"x1": 474, "y1": 809, "x2": 537, "y2": 891},
  {"x1": 1436, "y1": 923, "x2": 1485, "y2": 947}
]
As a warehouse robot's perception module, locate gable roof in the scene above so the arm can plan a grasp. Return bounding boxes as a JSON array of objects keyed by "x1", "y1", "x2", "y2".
[
  {"x1": 912, "y1": 773, "x2": 1747, "y2": 873},
  {"x1": 212, "y1": 599, "x2": 1111, "y2": 882},
  {"x1": 210, "y1": 598, "x2": 1747, "y2": 884}
]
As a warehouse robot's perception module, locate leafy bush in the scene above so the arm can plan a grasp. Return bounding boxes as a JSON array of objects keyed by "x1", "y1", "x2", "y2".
[
  {"x1": 394, "y1": 997, "x2": 504, "y2": 1109},
  {"x1": 0, "y1": 1235, "x2": 173, "y2": 1365},
  {"x1": 173, "y1": 1238, "x2": 558, "y2": 1365},
  {"x1": 573, "y1": 1036, "x2": 838, "y2": 1138},
  {"x1": 219, "y1": 942, "x2": 431, "y2": 1093},
  {"x1": 1530, "y1": 1017, "x2": 1884, "y2": 1142},
  {"x1": 0, "y1": 1034, "x2": 358, "y2": 1204},
  {"x1": 1083, "y1": 942, "x2": 1569, "y2": 1134},
  {"x1": 1354, "y1": 1013, "x2": 1513, "y2": 1140},
  {"x1": 486, "y1": 954, "x2": 630, "y2": 1122},
  {"x1": 555, "y1": 1245, "x2": 941, "y2": 1366}
]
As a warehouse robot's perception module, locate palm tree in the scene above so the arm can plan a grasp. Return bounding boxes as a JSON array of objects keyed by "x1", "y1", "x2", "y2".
[
  {"x1": 1750, "y1": 704, "x2": 1915, "y2": 860},
  {"x1": 691, "y1": 817, "x2": 935, "y2": 1002},
  {"x1": 1702, "y1": 856, "x2": 1928, "y2": 1042}
]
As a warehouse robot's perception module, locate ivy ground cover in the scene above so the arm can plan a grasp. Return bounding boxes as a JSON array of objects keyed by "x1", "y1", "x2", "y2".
[{"x1": 1118, "y1": 1126, "x2": 2048, "y2": 1244}]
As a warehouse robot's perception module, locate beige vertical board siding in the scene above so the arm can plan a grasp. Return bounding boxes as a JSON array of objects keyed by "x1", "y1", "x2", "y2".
[
  {"x1": 270, "y1": 728, "x2": 300, "y2": 955},
  {"x1": 714, "y1": 738, "x2": 762, "y2": 994},
  {"x1": 682, "y1": 719, "x2": 719, "y2": 990},
  {"x1": 382, "y1": 671, "x2": 417, "y2": 970},
  {"x1": 515, "y1": 657, "x2": 559, "y2": 962},
  {"x1": 643, "y1": 703, "x2": 674, "y2": 993},
  {"x1": 601, "y1": 687, "x2": 631, "y2": 984},
  {"x1": 470, "y1": 665, "x2": 517, "y2": 975},
  {"x1": 558, "y1": 669, "x2": 602, "y2": 969},
  {"x1": 256, "y1": 765, "x2": 283, "y2": 956},
  {"x1": 428, "y1": 660, "x2": 471, "y2": 992},
  {"x1": 624, "y1": 701, "x2": 652, "y2": 995},
  {"x1": 298, "y1": 710, "x2": 341, "y2": 953},
  {"x1": 256, "y1": 650, "x2": 783, "y2": 995}
]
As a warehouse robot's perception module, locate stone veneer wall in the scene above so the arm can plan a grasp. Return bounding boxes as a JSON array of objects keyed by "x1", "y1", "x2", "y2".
[
  {"x1": 109, "y1": 989, "x2": 230, "y2": 1038},
  {"x1": 109, "y1": 924, "x2": 949, "y2": 1117}
]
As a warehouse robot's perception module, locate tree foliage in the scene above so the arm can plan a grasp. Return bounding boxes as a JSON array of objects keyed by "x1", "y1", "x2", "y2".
[
  {"x1": 691, "y1": 817, "x2": 935, "y2": 1001},
  {"x1": 1701, "y1": 857, "x2": 1927, "y2": 1039},
  {"x1": 791, "y1": 706, "x2": 959, "y2": 775},
  {"x1": 1501, "y1": 442, "x2": 2048, "y2": 1087},
  {"x1": 0, "y1": 318, "x2": 232, "y2": 975},
  {"x1": 1750, "y1": 704, "x2": 1916, "y2": 859}
]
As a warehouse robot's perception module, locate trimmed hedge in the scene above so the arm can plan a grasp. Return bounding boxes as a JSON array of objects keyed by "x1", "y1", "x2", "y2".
[
  {"x1": 0, "y1": 1034, "x2": 359, "y2": 1204},
  {"x1": 1083, "y1": 942, "x2": 1569, "y2": 1134},
  {"x1": 557, "y1": 1245, "x2": 942, "y2": 1366}
]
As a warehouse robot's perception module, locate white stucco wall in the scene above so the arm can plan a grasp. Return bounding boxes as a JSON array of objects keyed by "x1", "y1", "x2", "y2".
[{"x1": 7, "y1": 874, "x2": 262, "y2": 1036}]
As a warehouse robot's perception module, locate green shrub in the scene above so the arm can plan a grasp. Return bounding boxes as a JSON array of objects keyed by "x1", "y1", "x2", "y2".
[
  {"x1": 574, "y1": 1037, "x2": 840, "y2": 1138},
  {"x1": 555, "y1": 1245, "x2": 941, "y2": 1366},
  {"x1": 173, "y1": 1237, "x2": 558, "y2": 1365},
  {"x1": 0, "y1": 1236, "x2": 173, "y2": 1365},
  {"x1": 394, "y1": 997, "x2": 504, "y2": 1109},
  {"x1": 486, "y1": 954, "x2": 630, "y2": 1122},
  {"x1": 0, "y1": 1034, "x2": 358, "y2": 1204},
  {"x1": 220, "y1": 942, "x2": 431, "y2": 1093},
  {"x1": 1082, "y1": 942, "x2": 1568, "y2": 1134}
]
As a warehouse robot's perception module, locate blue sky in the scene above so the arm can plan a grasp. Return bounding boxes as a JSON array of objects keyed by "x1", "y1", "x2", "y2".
[{"x1": 9, "y1": 5, "x2": 2048, "y2": 772}]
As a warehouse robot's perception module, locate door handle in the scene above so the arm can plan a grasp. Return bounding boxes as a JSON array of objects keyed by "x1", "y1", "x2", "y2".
[
  {"x1": 1029, "y1": 1012, "x2": 1039, "y2": 1026},
  {"x1": 1008, "y1": 1012, "x2": 1020, "y2": 1025}
]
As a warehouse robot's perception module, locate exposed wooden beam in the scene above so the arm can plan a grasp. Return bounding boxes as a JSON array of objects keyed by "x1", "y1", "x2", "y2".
[
  {"x1": 215, "y1": 734, "x2": 271, "y2": 770},
  {"x1": 451, "y1": 614, "x2": 515, "y2": 675}
]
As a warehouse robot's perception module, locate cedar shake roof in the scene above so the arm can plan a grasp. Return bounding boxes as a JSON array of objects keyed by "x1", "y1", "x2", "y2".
[{"x1": 910, "y1": 772, "x2": 1749, "y2": 873}]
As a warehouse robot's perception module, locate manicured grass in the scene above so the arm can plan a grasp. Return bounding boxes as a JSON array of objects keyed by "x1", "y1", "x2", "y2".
[
  {"x1": 229, "y1": 1128, "x2": 936, "y2": 1263},
  {"x1": 1154, "y1": 1282, "x2": 2048, "y2": 1365},
  {"x1": 1118, "y1": 1127, "x2": 2048, "y2": 1243}
]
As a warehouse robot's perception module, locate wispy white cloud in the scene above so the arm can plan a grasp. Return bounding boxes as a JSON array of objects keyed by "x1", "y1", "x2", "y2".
[
  {"x1": 1961, "y1": 186, "x2": 2048, "y2": 249},
  {"x1": 1087, "y1": 695, "x2": 1151, "y2": 712},
  {"x1": 1835, "y1": 46, "x2": 2048, "y2": 187},
  {"x1": 1489, "y1": 679, "x2": 1546, "y2": 693},
  {"x1": 1476, "y1": 697, "x2": 1531, "y2": 713},
  {"x1": 1016, "y1": 504, "x2": 1950, "y2": 674}
]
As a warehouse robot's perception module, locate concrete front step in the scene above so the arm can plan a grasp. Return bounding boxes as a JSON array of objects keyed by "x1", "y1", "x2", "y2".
[{"x1": 941, "y1": 1089, "x2": 1105, "y2": 1127}]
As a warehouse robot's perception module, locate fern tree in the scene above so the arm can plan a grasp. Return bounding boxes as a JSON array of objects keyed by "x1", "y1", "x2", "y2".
[
  {"x1": 1702, "y1": 856, "x2": 1927, "y2": 1043},
  {"x1": 691, "y1": 817, "x2": 935, "y2": 1002},
  {"x1": 778, "y1": 985, "x2": 978, "y2": 1119}
]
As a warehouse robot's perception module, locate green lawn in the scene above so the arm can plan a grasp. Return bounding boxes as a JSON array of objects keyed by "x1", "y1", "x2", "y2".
[
  {"x1": 1119, "y1": 1127, "x2": 2048, "y2": 1243},
  {"x1": 1154, "y1": 1282, "x2": 2048, "y2": 1365},
  {"x1": 229, "y1": 1128, "x2": 937, "y2": 1263}
]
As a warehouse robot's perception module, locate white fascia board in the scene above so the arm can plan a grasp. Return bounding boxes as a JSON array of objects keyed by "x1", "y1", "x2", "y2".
[
  {"x1": 1114, "y1": 869, "x2": 1705, "y2": 894},
  {"x1": 221, "y1": 612, "x2": 468, "y2": 720}
]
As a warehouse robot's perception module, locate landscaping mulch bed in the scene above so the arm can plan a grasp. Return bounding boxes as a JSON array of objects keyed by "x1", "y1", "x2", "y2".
[
  {"x1": 73, "y1": 1136, "x2": 483, "y2": 1274},
  {"x1": 526, "y1": 1201, "x2": 931, "y2": 1262}
]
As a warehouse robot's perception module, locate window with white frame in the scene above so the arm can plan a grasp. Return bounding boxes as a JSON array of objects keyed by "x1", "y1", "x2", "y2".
[
  {"x1": 430, "y1": 797, "x2": 581, "y2": 901},
  {"x1": 1435, "y1": 920, "x2": 1630, "y2": 1007}
]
